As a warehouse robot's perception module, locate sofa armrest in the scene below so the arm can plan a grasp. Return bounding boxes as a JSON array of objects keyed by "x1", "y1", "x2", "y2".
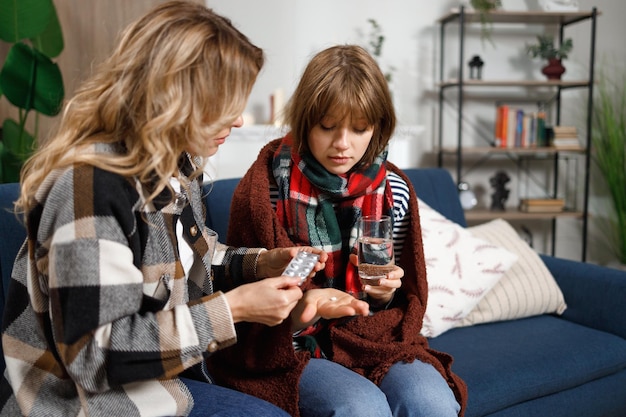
[{"x1": 541, "y1": 255, "x2": 626, "y2": 340}]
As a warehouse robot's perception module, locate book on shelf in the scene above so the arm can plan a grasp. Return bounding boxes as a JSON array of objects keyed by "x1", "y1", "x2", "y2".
[
  {"x1": 519, "y1": 204, "x2": 565, "y2": 213},
  {"x1": 552, "y1": 139, "x2": 582, "y2": 149},
  {"x1": 535, "y1": 110, "x2": 548, "y2": 147},
  {"x1": 494, "y1": 105, "x2": 507, "y2": 147},
  {"x1": 551, "y1": 125, "x2": 582, "y2": 149},
  {"x1": 553, "y1": 126, "x2": 577, "y2": 135},
  {"x1": 519, "y1": 198, "x2": 565, "y2": 213},
  {"x1": 494, "y1": 105, "x2": 548, "y2": 149}
]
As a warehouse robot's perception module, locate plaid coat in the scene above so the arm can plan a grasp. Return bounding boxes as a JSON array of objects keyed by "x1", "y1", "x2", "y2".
[{"x1": 0, "y1": 148, "x2": 262, "y2": 416}]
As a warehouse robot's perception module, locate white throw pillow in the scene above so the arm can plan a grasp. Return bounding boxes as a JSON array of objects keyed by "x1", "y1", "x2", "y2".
[
  {"x1": 455, "y1": 218, "x2": 567, "y2": 327},
  {"x1": 418, "y1": 199, "x2": 518, "y2": 338}
]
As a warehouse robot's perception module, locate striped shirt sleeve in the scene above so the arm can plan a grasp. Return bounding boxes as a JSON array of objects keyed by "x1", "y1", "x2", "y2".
[{"x1": 388, "y1": 171, "x2": 410, "y2": 261}]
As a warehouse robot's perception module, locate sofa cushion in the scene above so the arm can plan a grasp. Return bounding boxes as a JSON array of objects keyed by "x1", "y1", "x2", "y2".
[
  {"x1": 429, "y1": 315, "x2": 626, "y2": 417},
  {"x1": 0, "y1": 184, "x2": 22, "y2": 299},
  {"x1": 417, "y1": 199, "x2": 518, "y2": 338},
  {"x1": 203, "y1": 178, "x2": 239, "y2": 241},
  {"x1": 544, "y1": 254, "x2": 626, "y2": 341},
  {"x1": 456, "y1": 218, "x2": 567, "y2": 327},
  {"x1": 481, "y1": 370, "x2": 626, "y2": 417}
]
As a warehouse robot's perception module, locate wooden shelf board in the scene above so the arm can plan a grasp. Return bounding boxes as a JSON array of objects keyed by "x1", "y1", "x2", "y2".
[
  {"x1": 465, "y1": 209, "x2": 583, "y2": 222},
  {"x1": 438, "y1": 80, "x2": 590, "y2": 88},
  {"x1": 439, "y1": 9, "x2": 599, "y2": 25},
  {"x1": 439, "y1": 146, "x2": 586, "y2": 155}
]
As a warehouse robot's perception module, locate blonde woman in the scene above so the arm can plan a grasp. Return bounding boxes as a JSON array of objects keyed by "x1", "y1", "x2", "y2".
[{"x1": 0, "y1": 2, "x2": 329, "y2": 416}]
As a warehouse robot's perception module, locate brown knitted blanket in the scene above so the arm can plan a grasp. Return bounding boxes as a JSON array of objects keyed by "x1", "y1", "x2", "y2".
[{"x1": 206, "y1": 139, "x2": 467, "y2": 416}]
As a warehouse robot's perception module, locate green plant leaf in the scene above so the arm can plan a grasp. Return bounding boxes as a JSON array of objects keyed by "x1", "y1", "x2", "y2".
[
  {"x1": 0, "y1": 146, "x2": 24, "y2": 183},
  {"x1": 0, "y1": 0, "x2": 54, "y2": 43},
  {"x1": 0, "y1": 42, "x2": 64, "y2": 116},
  {"x1": 592, "y1": 68, "x2": 626, "y2": 263},
  {"x1": 527, "y1": 35, "x2": 573, "y2": 60},
  {"x1": 2, "y1": 118, "x2": 35, "y2": 157},
  {"x1": 1, "y1": 120, "x2": 32, "y2": 183},
  {"x1": 31, "y1": 4, "x2": 64, "y2": 58}
]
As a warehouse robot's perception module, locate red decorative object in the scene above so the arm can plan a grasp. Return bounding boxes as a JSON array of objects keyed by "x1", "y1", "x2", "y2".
[{"x1": 542, "y1": 58, "x2": 566, "y2": 80}]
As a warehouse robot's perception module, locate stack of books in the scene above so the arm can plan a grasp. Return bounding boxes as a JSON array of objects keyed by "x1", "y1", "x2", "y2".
[
  {"x1": 519, "y1": 198, "x2": 565, "y2": 213},
  {"x1": 551, "y1": 126, "x2": 581, "y2": 149},
  {"x1": 494, "y1": 105, "x2": 548, "y2": 148}
]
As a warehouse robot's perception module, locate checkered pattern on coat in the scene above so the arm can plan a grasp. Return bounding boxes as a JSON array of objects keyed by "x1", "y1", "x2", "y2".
[{"x1": 0, "y1": 149, "x2": 262, "y2": 416}]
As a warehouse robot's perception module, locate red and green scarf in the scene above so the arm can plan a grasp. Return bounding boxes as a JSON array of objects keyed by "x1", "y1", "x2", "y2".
[{"x1": 272, "y1": 134, "x2": 394, "y2": 297}]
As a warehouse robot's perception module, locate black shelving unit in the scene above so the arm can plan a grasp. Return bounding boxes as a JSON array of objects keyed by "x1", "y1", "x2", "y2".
[{"x1": 436, "y1": 7, "x2": 599, "y2": 261}]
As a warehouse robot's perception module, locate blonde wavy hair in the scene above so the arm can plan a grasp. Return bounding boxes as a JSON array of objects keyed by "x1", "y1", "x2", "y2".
[
  {"x1": 285, "y1": 44, "x2": 395, "y2": 168},
  {"x1": 17, "y1": 0, "x2": 264, "y2": 213}
]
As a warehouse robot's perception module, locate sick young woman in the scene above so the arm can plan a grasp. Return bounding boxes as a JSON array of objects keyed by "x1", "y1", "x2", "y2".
[{"x1": 206, "y1": 45, "x2": 468, "y2": 417}]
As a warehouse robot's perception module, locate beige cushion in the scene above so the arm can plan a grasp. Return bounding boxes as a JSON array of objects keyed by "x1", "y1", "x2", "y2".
[
  {"x1": 456, "y1": 218, "x2": 567, "y2": 327},
  {"x1": 417, "y1": 200, "x2": 518, "y2": 338}
]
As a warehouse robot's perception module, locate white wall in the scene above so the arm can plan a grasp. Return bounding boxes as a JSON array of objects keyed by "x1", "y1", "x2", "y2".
[
  {"x1": 207, "y1": 0, "x2": 625, "y2": 151},
  {"x1": 206, "y1": 0, "x2": 446, "y2": 171},
  {"x1": 205, "y1": 0, "x2": 626, "y2": 263}
]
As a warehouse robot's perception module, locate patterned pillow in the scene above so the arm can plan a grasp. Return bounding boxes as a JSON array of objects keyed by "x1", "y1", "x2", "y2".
[
  {"x1": 417, "y1": 199, "x2": 518, "y2": 338},
  {"x1": 455, "y1": 218, "x2": 567, "y2": 327}
]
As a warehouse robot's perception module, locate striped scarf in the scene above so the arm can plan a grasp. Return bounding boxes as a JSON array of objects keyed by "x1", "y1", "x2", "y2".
[{"x1": 272, "y1": 134, "x2": 394, "y2": 297}]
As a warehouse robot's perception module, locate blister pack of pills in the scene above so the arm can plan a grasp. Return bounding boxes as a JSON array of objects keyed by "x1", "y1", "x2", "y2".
[{"x1": 282, "y1": 251, "x2": 319, "y2": 285}]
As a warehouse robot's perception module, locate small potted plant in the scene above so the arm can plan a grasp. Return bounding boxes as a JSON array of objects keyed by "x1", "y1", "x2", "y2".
[
  {"x1": 526, "y1": 34, "x2": 573, "y2": 80},
  {"x1": 365, "y1": 18, "x2": 395, "y2": 83},
  {"x1": 470, "y1": 0, "x2": 502, "y2": 44}
]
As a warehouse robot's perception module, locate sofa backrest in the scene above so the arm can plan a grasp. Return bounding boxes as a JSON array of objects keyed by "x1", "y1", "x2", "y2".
[
  {"x1": 403, "y1": 168, "x2": 466, "y2": 227},
  {"x1": 203, "y1": 178, "x2": 240, "y2": 242},
  {"x1": 201, "y1": 167, "x2": 467, "y2": 237},
  {"x1": 0, "y1": 183, "x2": 23, "y2": 371}
]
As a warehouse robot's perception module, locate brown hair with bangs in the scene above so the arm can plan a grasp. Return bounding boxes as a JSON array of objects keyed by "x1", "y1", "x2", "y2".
[{"x1": 284, "y1": 44, "x2": 396, "y2": 167}]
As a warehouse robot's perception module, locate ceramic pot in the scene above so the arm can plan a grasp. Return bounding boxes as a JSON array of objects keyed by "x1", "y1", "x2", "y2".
[{"x1": 542, "y1": 58, "x2": 565, "y2": 80}]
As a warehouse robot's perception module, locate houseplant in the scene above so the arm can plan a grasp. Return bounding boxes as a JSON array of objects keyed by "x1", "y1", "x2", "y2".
[
  {"x1": 0, "y1": 0, "x2": 65, "y2": 183},
  {"x1": 591, "y1": 66, "x2": 626, "y2": 266},
  {"x1": 470, "y1": 0, "x2": 502, "y2": 44},
  {"x1": 526, "y1": 34, "x2": 573, "y2": 80},
  {"x1": 365, "y1": 18, "x2": 395, "y2": 83}
]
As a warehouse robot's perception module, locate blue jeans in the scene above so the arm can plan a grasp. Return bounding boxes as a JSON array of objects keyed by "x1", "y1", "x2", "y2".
[
  {"x1": 298, "y1": 358, "x2": 460, "y2": 417},
  {"x1": 181, "y1": 377, "x2": 290, "y2": 417}
]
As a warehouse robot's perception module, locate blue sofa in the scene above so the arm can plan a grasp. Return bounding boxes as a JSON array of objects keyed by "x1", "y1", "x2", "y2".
[{"x1": 1, "y1": 168, "x2": 626, "y2": 416}]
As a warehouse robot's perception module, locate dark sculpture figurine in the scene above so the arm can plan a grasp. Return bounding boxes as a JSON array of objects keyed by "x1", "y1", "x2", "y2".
[{"x1": 490, "y1": 170, "x2": 510, "y2": 211}]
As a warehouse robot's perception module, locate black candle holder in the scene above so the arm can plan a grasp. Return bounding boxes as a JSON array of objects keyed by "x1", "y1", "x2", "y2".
[{"x1": 468, "y1": 55, "x2": 484, "y2": 80}]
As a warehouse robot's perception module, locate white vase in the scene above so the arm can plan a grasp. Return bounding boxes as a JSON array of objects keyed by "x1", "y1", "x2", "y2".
[{"x1": 538, "y1": 0, "x2": 579, "y2": 11}]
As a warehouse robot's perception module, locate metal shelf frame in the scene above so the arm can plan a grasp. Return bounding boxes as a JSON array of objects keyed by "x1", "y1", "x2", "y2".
[{"x1": 436, "y1": 7, "x2": 599, "y2": 260}]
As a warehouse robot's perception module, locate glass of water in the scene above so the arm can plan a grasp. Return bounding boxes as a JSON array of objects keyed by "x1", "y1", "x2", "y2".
[{"x1": 357, "y1": 215, "x2": 395, "y2": 286}]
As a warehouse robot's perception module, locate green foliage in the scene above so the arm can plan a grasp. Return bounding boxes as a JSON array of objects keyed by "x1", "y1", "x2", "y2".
[
  {"x1": 592, "y1": 67, "x2": 626, "y2": 264},
  {"x1": 0, "y1": 0, "x2": 65, "y2": 183},
  {"x1": 526, "y1": 35, "x2": 573, "y2": 61},
  {"x1": 470, "y1": 0, "x2": 502, "y2": 44},
  {"x1": 470, "y1": 0, "x2": 501, "y2": 9},
  {"x1": 367, "y1": 19, "x2": 384, "y2": 58},
  {"x1": 365, "y1": 19, "x2": 395, "y2": 83}
]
